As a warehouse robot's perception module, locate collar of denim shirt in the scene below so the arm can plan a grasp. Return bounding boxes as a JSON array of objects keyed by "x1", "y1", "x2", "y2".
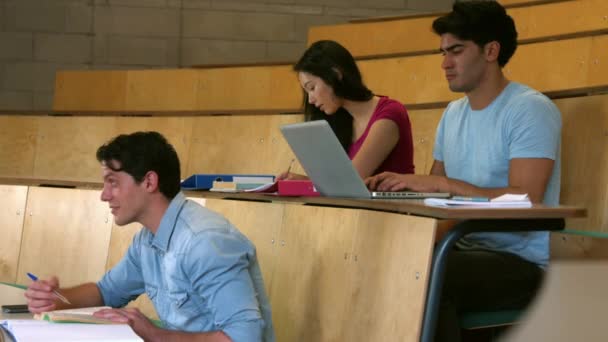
[{"x1": 150, "y1": 191, "x2": 187, "y2": 252}]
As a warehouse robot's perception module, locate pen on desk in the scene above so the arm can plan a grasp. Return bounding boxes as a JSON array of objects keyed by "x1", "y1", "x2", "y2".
[
  {"x1": 26, "y1": 272, "x2": 72, "y2": 305},
  {"x1": 451, "y1": 196, "x2": 490, "y2": 202},
  {"x1": 286, "y1": 158, "x2": 295, "y2": 175}
]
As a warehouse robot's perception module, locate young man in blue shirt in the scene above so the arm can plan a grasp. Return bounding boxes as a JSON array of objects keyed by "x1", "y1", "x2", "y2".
[
  {"x1": 25, "y1": 131, "x2": 275, "y2": 342},
  {"x1": 367, "y1": 2, "x2": 561, "y2": 341}
]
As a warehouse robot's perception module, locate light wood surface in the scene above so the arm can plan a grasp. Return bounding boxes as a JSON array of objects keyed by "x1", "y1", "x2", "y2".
[
  {"x1": 195, "y1": 64, "x2": 300, "y2": 111},
  {"x1": 184, "y1": 114, "x2": 303, "y2": 176},
  {"x1": 125, "y1": 70, "x2": 200, "y2": 111},
  {"x1": 269, "y1": 205, "x2": 360, "y2": 341},
  {"x1": 54, "y1": 66, "x2": 303, "y2": 112},
  {"x1": 503, "y1": 261, "x2": 608, "y2": 342},
  {"x1": 54, "y1": 71, "x2": 128, "y2": 111},
  {"x1": 0, "y1": 116, "x2": 38, "y2": 178},
  {"x1": 198, "y1": 191, "x2": 586, "y2": 220},
  {"x1": 268, "y1": 205, "x2": 436, "y2": 341},
  {"x1": 33, "y1": 117, "x2": 117, "y2": 182},
  {"x1": 0, "y1": 183, "x2": 587, "y2": 342},
  {"x1": 555, "y1": 94, "x2": 608, "y2": 231},
  {"x1": 408, "y1": 109, "x2": 443, "y2": 175},
  {"x1": 362, "y1": 34, "x2": 608, "y2": 107},
  {"x1": 551, "y1": 232, "x2": 608, "y2": 259},
  {"x1": 114, "y1": 116, "x2": 196, "y2": 181},
  {"x1": 0, "y1": 185, "x2": 28, "y2": 283},
  {"x1": 16, "y1": 187, "x2": 113, "y2": 287},
  {"x1": 308, "y1": 0, "x2": 600, "y2": 58},
  {"x1": 342, "y1": 211, "x2": 435, "y2": 341},
  {"x1": 52, "y1": 34, "x2": 608, "y2": 111}
]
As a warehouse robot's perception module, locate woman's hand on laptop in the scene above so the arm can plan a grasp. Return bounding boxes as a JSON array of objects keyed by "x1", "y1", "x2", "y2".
[
  {"x1": 366, "y1": 172, "x2": 446, "y2": 192},
  {"x1": 277, "y1": 172, "x2": 309, "y2": 181}
]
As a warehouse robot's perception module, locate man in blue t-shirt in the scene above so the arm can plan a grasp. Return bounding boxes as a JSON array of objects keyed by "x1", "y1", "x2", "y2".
[{"x1": 366, "y1": 2, "x2": 561, "y2": 341}]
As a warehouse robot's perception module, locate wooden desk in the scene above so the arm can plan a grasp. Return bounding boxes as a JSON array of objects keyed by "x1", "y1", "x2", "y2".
[
  {"x1": 197, "y1": 191, "x2": 586, "y2": 342},
  {"x1": 0, "y1": 184, "x2": 587, "y2": 341}
]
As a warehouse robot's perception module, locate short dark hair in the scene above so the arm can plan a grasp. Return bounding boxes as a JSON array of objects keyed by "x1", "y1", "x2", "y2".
[
  {"x1": 96, "y1": 131, "x2": 181, "y2": 199},
  {"x1": 432, "y1": 1, "x2": 518, "y2": 67},
  {"x1": 293, "y1": 40, "x2": 373, "y2": 150}
]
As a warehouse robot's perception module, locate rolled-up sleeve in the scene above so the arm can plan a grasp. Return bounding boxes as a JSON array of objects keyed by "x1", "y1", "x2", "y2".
[
  {"x1": 186, "y1": 229, "x2": 265, "y2": 342},
  {"x1": 97, "y1": 231, "x2": 146, "y2": 308}
]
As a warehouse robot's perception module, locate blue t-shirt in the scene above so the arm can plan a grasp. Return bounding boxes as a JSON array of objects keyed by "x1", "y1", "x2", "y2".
[
  {"x1": 97, "y1": 192, "x2": 275, "y2": 342},
  {"x1": 433, "y1": 82, "x2": 562, "y2": 266}
]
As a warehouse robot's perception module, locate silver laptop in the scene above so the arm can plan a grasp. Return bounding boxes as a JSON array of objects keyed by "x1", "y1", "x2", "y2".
[{"x1": 280, "y1": 120, "x2": 450, "y2": 199}]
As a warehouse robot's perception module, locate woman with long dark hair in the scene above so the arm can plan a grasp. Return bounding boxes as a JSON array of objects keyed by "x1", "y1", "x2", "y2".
[{"x1": 279, "y1": 40, "x2": 415, "y2": 180}]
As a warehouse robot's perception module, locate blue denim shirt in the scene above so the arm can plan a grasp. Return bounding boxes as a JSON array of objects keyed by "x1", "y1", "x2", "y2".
[{"x1": 97, "y1": 192, "x2": 275, "y2": 342}]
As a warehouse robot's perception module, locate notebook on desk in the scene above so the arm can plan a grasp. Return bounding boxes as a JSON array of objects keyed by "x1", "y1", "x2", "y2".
[{"x1": 280, "y1": 120, "x2": 450, "y2": 199}]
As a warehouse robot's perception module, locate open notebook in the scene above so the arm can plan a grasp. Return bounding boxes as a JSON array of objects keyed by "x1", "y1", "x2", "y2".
[
  {"x1": 34, "y1": 306, "x2": 115, "y2": 324},
  {"x1": 1, "y1": 318, "x2": 142, "y2": 342},
  {"x1": 280, "y1": 120, "x2": 450, "y2": 199}
]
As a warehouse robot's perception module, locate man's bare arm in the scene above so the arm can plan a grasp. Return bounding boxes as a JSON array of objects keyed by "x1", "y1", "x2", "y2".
[{"x1": 368, "y1": 158, "x2": 554, "y2": 204}]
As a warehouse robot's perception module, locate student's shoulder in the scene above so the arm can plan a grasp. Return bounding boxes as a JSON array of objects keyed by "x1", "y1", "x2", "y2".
[
  {"x1": 374, "y1": 96, "x2": 409, "y2": 124},
  {"x1": 505, "y1": 82, "x2": 555, "y2": 108},
  {"x1": 179, "y1": 200, "x2": 231, "y2": 233},
  {"x1": 505, "y1": 82, "x2": 561, "y2": 119},
  {"x1": 442, "y1": 96, "x2": 469, "y2": 120},
  {"x1": 376, "y1": 96, "x2": 407, "y2": 113}
]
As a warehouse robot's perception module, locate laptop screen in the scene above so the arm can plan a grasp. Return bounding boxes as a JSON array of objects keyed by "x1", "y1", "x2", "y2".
[{"x1": 280, "y1": 120, "x2": 450, "y2": 199}]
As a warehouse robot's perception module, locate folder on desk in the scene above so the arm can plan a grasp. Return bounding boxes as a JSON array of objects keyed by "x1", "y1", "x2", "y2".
[
  {"x1": 249, "y1": 180, "x2": 320, "y2": 197},
  {"x1": 181, "y1": 174, "x2": 275, "y2": 190}
]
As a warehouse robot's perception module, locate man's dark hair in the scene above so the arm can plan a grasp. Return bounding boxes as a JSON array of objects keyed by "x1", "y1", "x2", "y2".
[
  {"x1": 432, "y1": 1, "x2": 518, "y2": 67},
  {"x1": 293, "y1": 40, "x2": 374, "y2": 150},
  {"x1": 96, "y1": 131, "x2": 181, "y2": 199}
]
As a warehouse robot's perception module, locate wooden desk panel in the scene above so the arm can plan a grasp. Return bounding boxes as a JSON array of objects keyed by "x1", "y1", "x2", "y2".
[
  {"x1": 0, "y1": 117, "x2": 38, "y2": 178},
  {"x1": 556, "y1": 94, "x2": 608, "y2": 231},
  {"x1": 0, "y1": 186, "x2": 28, "y2": 283},
  {"x1": 199, "y1": 191, "x2": 586, "y2": 220},
  {"x1": 16, "y1": 187, "x2": 113, "y2": 287},
  {"x1": 343, "y1": 211, "x2": 436, "y2": 341}
]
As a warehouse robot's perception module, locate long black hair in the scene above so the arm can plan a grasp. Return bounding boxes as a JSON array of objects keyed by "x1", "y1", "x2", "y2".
[{"x1": 293, "y1": 40, "x2": 373, "y2": 150}]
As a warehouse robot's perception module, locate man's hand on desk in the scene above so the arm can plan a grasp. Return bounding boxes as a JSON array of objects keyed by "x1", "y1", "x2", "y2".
[
  {"x1": 93, "y1": 308, "x2": 157, "y2": 340},
  {"x1": 366, "y1": 172, "x2": 447, "y2": 192},
  {"x1": 24, "y1": 276, "x2": 60, "y2": 313},
  {"x1": 93, "y1": 307, "x2": 232, "y2": 342}
]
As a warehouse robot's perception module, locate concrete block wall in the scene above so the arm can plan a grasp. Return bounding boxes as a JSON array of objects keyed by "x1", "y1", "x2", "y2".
[{"x1": 0, "y1": 0, "x2": 452, "y2": 110}]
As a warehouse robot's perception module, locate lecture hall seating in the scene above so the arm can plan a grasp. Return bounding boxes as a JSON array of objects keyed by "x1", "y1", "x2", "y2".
[{"x1": 0, "y1": 0, "x2": 607, "y2": 340}]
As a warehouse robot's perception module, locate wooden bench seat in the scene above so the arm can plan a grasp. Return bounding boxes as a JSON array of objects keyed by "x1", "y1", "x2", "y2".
[
  {"x1": 53, "y1": 33, "x2": 608, "y2": 111},
  {"x1": 308, "y1": 0, "x2": 606, "y2": 59}
]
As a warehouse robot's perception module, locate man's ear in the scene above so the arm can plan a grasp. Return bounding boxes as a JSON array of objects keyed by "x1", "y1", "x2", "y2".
[
  {"x1": 485, "y1": 41, "x2": 501, "y2": 63},
  {"x1": 142, "y1": 171, "x2": 160, "y2": 193}
]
